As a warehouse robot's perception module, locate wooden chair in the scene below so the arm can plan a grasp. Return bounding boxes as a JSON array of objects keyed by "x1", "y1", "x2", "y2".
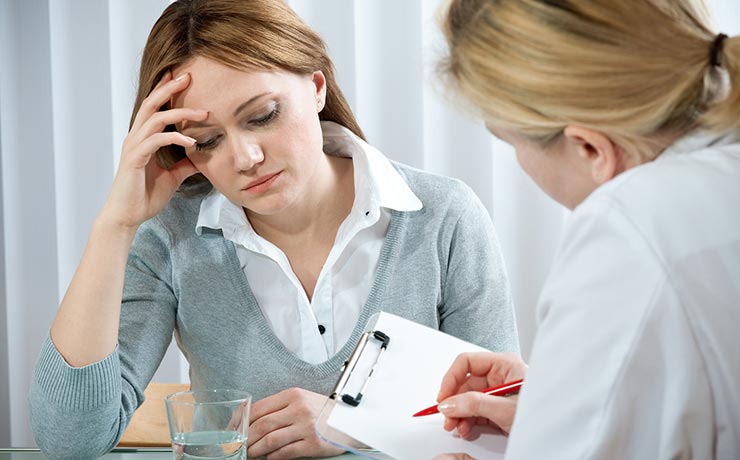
[{"x1": 118, "y1": 382, "x2": 190, "y2": 447}]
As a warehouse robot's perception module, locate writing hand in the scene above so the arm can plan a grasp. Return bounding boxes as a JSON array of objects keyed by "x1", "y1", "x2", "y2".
[{"x1": 436, "y1": 352, "x2": 527, "y2": 438}]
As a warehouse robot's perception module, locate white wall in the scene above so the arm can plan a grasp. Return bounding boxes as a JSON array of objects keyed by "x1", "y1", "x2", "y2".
[
  {"x1": 1, "y1": 0, "x2": 60, "y2": 448},
  {"x1": 0, "y1": 0, "x2": 176, "y2": 447},
  {"x1": 1, "y1": 0, "x2": 738, "y2": 448}
]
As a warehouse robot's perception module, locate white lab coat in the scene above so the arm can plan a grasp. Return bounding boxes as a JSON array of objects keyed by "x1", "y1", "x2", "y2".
[{"x1": 506, "y1": 130, "x2": 740, "y2": 459}]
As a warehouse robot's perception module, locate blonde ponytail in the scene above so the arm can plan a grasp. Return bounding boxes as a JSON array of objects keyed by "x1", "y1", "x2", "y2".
[
  {"x1": 701, "y1": 35, "x2": 740, "y2": 132},
  {"x1": 439, "y1": 0, "x2": 739, "y2": 158}
]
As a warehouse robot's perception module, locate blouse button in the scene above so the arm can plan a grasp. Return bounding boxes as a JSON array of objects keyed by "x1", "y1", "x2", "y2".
[{"x1": 318, "y1": 324, "x2": 326, "y2": 335}]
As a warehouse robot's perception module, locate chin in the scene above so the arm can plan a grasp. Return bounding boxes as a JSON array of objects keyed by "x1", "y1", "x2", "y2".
[
  {"x1": 241, "y1": 198, "x2": 292, "y2": 217},
  {"x1": 540, "y1": 189, "x2": 574, "y2": 210}
]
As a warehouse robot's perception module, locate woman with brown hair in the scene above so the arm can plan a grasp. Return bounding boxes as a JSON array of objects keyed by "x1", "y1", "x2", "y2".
[
  {"x1": 28, "y1": 0, "x2": 519, "y2": 459},
  {"x1": 433, "y1": 0, "x2": 740, "y2": 458}
]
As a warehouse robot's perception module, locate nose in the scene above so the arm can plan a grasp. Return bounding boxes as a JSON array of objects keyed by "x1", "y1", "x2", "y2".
[{"x1": 232, "y1": 140, "x2": 265, "y2": 172}]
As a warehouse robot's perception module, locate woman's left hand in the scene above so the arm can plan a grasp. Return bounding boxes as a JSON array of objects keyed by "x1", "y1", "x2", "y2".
[{"x1": 247, "y1": 387, "x2": 345, "y2": 459}]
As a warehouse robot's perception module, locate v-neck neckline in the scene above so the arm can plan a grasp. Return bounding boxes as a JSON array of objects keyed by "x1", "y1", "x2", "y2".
[{"x1": 222, "y1": 208, "x2": 410, "y2": 378}]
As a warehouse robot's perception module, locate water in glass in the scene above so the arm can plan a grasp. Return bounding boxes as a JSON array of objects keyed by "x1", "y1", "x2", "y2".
[{"x1": 172, "y1": 430, "x2": 247, "y2": 460}]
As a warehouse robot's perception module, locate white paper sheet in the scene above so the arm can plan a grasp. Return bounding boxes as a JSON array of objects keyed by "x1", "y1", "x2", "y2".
[{"x1": 327, "y1": 313, "x2": 508, "y2": 460}]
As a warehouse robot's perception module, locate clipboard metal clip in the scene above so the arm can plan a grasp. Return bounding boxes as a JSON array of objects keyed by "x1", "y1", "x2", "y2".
[{"x1": 331, "y1": 330, "x2": 390, "y2": 407}]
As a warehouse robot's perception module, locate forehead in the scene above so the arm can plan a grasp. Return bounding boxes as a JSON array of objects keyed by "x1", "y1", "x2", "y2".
[{"x1": 170, "y1": 57, "x2": 305, "y2": 109}]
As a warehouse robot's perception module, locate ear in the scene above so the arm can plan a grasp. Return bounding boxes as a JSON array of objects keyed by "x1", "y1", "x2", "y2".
[
  {"x1": 562, "y1": 125, "x2": 619, "y2": 185},
  {"x1": 311, "y1": 71, "x2": 327, "y2": 112}
]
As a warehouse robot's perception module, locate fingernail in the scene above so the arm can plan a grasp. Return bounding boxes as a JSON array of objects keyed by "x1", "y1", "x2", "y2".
[
  {"x1": 438, "y1": 402, "x2": 455, "y2": 413},
  {"x1": 175, "y1": 73, "x2": 188, "y2": 82},
  {"x1": 185, "y1": 136, "x2": 197, "y2": 145}
]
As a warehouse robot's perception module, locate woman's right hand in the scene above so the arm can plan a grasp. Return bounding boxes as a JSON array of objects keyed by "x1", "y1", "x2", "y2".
[
  {"x1": 101, "y1": 71, "x2": 207, "y2": 231},
  {"x1": 435, "y1": 352, "x2": 528, "y2": 439},
  {"x1": 49, "y1": 72, "x2": 208, "y2": 367}
]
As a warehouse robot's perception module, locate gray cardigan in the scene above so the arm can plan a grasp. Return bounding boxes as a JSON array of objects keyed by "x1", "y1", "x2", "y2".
[{"x1": 28, "y1": 162, "x2": 519, "y2": 460}]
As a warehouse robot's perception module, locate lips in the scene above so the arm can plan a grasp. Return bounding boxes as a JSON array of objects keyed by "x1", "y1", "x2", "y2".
[{"x1": 243, "y1": 171, "x2": 281, "y2": 192}]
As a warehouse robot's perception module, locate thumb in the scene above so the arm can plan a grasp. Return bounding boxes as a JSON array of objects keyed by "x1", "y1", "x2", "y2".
[
  {"x1": 169, "y1": 157, "x2": 199, "y2": 185},
  {"x1": 438, "y1": 392, "x2": 518, "y2": 434},
  {"x1": 432, "y1": 454, "x2": 477, "y2": 460}
]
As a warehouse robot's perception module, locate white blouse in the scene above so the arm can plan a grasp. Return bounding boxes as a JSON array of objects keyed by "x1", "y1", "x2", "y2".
[
  {"x1": 195, "y1": 122, "x2": 422, "y2": 364},
  {"x1": 506, "y1": 130, "x2": 740, "y2": 459}
]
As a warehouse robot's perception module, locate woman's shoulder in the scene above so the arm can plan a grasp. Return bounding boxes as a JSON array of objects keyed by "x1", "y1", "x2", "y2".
[
  {"x1": 138, "y1": 181, "x2": 213, "y2": 240},
  {"x1": 572, "y1": 133, "x2": 740, "y2": 266},
  {"x1": 391, "y1": 161, "x2": 479, "y2": 206}
]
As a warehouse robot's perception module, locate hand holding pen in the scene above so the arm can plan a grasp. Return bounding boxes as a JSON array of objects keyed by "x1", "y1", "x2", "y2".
[
  {"x1": 430, "y1": 352, "x2": 528, "y2": 439},
  {"x1": 413, "y1": 378, "x2": 523, "y2": 417}
]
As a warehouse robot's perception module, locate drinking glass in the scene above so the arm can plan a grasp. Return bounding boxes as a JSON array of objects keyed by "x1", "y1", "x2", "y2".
[{"x1": 165, "y1": 389, "x2": 251, "y2": 460}]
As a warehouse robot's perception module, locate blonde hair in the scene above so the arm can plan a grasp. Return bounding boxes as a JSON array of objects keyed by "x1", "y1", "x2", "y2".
[
  {"x1": 439, "y1": 0, "x2": 740, "y2": 158},
  {"x1": 133, "y1": 0, "x2": 364, "y2": 174}
]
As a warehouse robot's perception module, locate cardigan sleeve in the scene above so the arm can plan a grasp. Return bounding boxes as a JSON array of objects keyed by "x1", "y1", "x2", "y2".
[
  {"x1": 28, "y1": 217, "x2": 178, "y2": 460},
  {"x1": 438, "y1": 183, "x2": 520, "y2": 354}
]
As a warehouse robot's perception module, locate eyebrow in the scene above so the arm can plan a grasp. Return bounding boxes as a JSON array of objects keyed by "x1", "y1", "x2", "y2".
[
  {"x1": 233, "y1": 91, "x2": 274, "y2": 118},
  {"x1": 179, "y1": 91, "x2": 274, "y2": 131}
]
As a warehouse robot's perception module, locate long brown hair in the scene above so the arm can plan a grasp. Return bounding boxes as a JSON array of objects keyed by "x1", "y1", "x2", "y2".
[
  {"x1": 439, "y1": 0, "x2": 740, "y2": 159},
  {"x1": 132, "y1": 0, "x2": 364, "y2": 173}
]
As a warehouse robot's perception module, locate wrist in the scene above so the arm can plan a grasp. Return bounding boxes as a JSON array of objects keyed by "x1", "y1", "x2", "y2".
[{"x1": 92, "y1": 212, "x2": 140, "y2": 243}]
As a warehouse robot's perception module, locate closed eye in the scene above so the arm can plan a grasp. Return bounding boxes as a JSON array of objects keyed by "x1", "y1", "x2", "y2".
[
  {"x1": 195, "y1": 135, "x2": 222, "y2": 152},
  {"x1": 251, "y1": 104, "x2": 280, "y2": 127}
]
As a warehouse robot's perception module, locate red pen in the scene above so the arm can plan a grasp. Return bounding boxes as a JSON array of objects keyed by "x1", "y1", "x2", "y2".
[{"x1": 412, "y1": 378, "x2": 524, "y2": 417}]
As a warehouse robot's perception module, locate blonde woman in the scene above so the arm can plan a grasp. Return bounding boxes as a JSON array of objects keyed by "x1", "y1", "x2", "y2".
[
  {"x1": 434, "y1": 0, "x2": 740, "y2": 459},
  {"x1": 27, "y1": 1, "x2": 520, "y2": 459}
]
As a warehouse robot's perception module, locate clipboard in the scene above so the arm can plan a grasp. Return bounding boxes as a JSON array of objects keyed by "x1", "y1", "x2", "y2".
[{"x1": 316, "y1": 312, "x2": 508, "y2": 460}]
